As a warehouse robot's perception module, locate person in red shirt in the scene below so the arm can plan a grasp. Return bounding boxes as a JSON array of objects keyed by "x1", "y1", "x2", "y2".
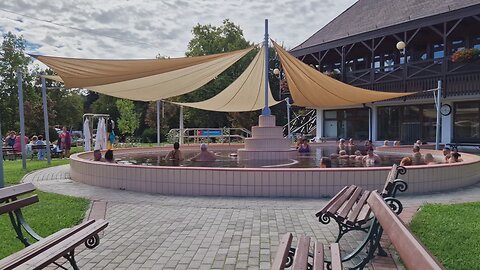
[
  {"x1": 59, "y1": 126, "x2": 72, "y2": 158},
  {"x1": 13, "y1": 134, "x2": 28, "y2": 153}
]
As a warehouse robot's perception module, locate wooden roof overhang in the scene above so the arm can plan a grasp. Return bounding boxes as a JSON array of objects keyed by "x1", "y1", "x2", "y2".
[{"x1": 291, "y1": 4, "x2": 480, "y2": 57}]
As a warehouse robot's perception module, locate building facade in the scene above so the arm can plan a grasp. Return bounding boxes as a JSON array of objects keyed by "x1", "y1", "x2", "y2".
[{"x1": 290, "y1": 0, "x2": 480, "y2": 144}]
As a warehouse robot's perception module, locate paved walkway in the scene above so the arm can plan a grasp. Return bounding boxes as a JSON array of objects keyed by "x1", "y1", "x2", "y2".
[{"x1": 23, "y1": 165, "x2": 480, "y2": 270}]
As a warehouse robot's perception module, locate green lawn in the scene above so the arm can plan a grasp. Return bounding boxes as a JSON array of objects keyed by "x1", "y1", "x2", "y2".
[
  {"x1": 0, "y1": 159, "x2": 89, "y2": 259},
  {"x1": 410, "y1": 202, "x2": 480, "y2": 269}
]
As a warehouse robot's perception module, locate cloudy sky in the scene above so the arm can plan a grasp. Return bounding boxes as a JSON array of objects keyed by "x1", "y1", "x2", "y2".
[{"x1": 0, "y1": 0, "x2": 356, "y2": 60}]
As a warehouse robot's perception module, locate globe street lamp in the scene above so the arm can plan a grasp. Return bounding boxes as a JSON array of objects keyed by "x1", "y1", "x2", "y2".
[
  {"x1": 396, "y1": 41, "x2": 407, "y2": 64},
  {"x1": 273, "y1": 68, "x2": 281, "y2": 100}
]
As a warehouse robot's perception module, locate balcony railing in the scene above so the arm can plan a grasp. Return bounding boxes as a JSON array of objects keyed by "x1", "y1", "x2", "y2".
[{"x1": 341, "y1": 57, "x2": 480, "y2": 97}]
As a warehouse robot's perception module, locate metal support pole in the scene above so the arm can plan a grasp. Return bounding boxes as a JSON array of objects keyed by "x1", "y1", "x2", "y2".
[
  {"x1": 367, "y1": 106, "x2": 372, "y2": 141},
  {"x1": 0, "y1": 121, "x2": 4, "y2": 188},
  {"x1": 435, "y1": 80, "x2": 442, "y2": 150},
  {"x1": 156, "y1": 100, "x2": 161, "y2": 146},
  {"x1": 41, "y1": 76, "x2": 52, "y2": 164},
  {"x1": 285, "y1": 98, "x2": 291, "y2": 139},
  {"x1": 278, "y1": 73, "x2": 282, "y2": 100},
  {"x1": 179, "y1": 106, "x2": 184, "y2": 145},
  {"x1": 17, "y1": 70, "x2": 27, "y2": 170},
  {"x1": 262, "y1": 19, "x2": 271, "y2": 116}
]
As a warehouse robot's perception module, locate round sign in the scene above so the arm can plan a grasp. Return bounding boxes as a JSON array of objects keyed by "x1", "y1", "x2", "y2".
[{"x1": 440, "y1": 104, "x2": 452, "y2": 116}]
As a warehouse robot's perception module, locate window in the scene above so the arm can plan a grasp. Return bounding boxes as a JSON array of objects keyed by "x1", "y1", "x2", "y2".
[
  {"x1": 454, "y1": 101, "x2": 480, "y2": 142},
  {"x1": 377, "y1": 104, "x2": 436, "y2": 143},
  {"x1": 383, "y1": 53, "x2": 395, "y2": 72},
  {"x1": 450, "y1": 40, "x2": 465, "y2": 54},
  {"x1": 473, "y1": 36, "x2": 480, "y2": 49},
  {"x1": 372, "y1": 56, "x2": 381, "y2": 73},
  {"x1": 356, "y1": 58, "x2": 367, "y2": 70},
  {"x1": 433, "y1": 43, "x2": 444, "y2": 59},
  {"x1": 323, "y1": 108, "x2": 369, "y2": 140}
]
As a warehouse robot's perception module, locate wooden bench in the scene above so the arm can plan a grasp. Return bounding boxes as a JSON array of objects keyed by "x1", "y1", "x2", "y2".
[
  {"x1": 30, "y1": 144, "x2": 47, "y2": 160},
  {"x1": 2, "y1": 146, "x2": 20, "y2": 161},
  {"x1": 271, "y1": 233, "x2": 343, "y2": 270},
  {"x1": 0, "y1": 183, "x2": 108, "y2": 270},
  {"x1": 367, "y1": 192, "x2": 445, "y2": 270},
  {"x1": 310, "y1": 164, "x2": 408, "y2": 268}
]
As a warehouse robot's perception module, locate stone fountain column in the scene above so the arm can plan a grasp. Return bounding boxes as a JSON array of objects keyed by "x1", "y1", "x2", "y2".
[{"x1": 237, "y1": 115, "x2": 296, "y2": 160}]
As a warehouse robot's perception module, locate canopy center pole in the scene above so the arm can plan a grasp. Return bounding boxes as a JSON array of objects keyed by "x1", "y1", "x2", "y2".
[{"x1": 261, "y1": 19, "x2": 271, "y2": 116}]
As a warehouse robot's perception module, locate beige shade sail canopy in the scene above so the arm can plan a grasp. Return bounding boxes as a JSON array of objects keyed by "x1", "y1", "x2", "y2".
[
  {"x1": 273, "y1": 41, "x2": 415, "y2": 108},
  {"x1": 34, "y1": 47, "x2": 253, "y2": 101},
  {"x1": 172, "y1": 47, "x2": 280, "y2": 112}
]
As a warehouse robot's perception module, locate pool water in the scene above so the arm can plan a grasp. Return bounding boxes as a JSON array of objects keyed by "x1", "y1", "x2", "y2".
[{"x1": 114, "y1": 146, "x2": 403, "y2": 168}]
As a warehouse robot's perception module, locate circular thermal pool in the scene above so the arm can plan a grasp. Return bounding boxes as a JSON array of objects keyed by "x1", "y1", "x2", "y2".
[{"x1": 70, "y1": 144, "x2": 480, "y2": 198}]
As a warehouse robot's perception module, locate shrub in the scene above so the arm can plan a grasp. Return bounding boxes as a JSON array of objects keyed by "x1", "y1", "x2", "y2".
[{"x1": 141, "y1": 128, "x2": 157, "y2": 143}]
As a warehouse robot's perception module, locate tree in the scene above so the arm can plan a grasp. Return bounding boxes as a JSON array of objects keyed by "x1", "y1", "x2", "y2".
[
  {"x1": 116, "y1": 99, "x2": 139, "y2": 136},
  {"x1": 49, "y1": 90, "x2": 84, "y2": 130},
  {"x1": 92, "y1": 94, "x2": 120, "y2": 120},
  {"x1": 0, "y1": 32, "x2": 39, "y2": 133},
  {"x1": 175, "y1": 19, "x2": 254, "y2": 128}
]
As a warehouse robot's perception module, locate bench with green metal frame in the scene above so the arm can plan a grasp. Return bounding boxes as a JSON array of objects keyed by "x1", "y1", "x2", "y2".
[
  {"x1": 0, "y1": 183, "x2": 108, "y2": 270},
  {"x1": 285, "y1": 164, "x2": 407, "y2": 269}
]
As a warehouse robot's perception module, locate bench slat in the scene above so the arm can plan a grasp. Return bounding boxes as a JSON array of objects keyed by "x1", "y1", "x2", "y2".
[
  {"x1": 330, "y1": 243, "x2": 343, "y2": 270},
  {"x1": 381, "y1": 164, "x2": 398, "y2": 196},
  {"x1": 312, "y1": 241, "x2": 324, "y2": 270},
  {"x1": 0, "y1": 183, "x2": 36, "y2": 201},
  {"x1": 356, "y1": 202, "x2": 372, "y2": 224},
  {"x1": 327, "y1": 185, "x2": 357, "y2": 214},
  {"x1": 316, "y1": 186, "x2": 348, "y2": 217},
  {"x1": 292, "y1": 235, "x2": 310, "y2": 270},
  {"x1": 338, "y1": 187, "x2": 364, "y2": 220},
  {"x1": 346, "y1": 190, "x2": 371, "y2": 225},
  {"x1": 271, "y1": 233, "x2": 293, "y2": 270},
  {"x1": 367, "y1": 193, "x2": 445, "y2": 270},
  {"x1": 0, "y1": 195, "x2": 39, "y2": 215},
  {"x1": 15, "y1": 220, "x2": 109, "y2": 270},
  {"x1": 0, "y1": 220, "x2": 96, "y2": 269}
]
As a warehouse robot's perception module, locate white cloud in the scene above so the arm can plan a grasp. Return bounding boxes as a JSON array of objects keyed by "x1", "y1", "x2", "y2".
[{"x1": 0, "y1": 0, "x2": 356, "y2": 61}]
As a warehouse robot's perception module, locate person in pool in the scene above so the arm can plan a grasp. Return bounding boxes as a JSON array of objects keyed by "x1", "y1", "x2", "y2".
[
  {"x1": 165, "y1": 142, "x2": 184, "y2": 161},
  {"x1": 362, "y1": 147, "x2": 381, "y2": 167},
  {"x1": 338, "y1": 138, "x2": 346, "y2": 152},
  {"x1": 105, "y1": 149, "x2": 115, "y2": 163},
  {"x1": 319, "y1": 157, "x2": 332, "y2": 168},
  {"x1": 191, "y1": 143, "x2": 216, "y2": 162},
  {"x1": 297, "y1": 138, "x2": 311, "y2": 153}
]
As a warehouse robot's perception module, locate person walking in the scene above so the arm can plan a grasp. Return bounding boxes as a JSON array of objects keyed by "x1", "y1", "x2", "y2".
[{"x1": 59, "y1": 126, "x2": 72, "y2": 158}]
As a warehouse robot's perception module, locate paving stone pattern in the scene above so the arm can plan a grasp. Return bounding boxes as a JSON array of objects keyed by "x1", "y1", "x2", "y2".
[{"x1": 23, "y1": 165, "x2": 480, "y2": 269}]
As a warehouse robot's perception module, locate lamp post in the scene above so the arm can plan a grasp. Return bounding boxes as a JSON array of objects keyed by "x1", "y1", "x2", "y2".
[{"x1": 273, "y1": 68, "x2": 281, "y2": 100}]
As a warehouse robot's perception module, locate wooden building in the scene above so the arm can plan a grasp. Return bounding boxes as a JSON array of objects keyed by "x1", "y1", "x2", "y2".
[{"x1": 290, "y1": 0, "x2": 480, "y2": 144}]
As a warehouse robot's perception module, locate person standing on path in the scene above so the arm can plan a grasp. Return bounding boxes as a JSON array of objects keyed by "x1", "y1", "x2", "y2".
[{"x1": 60, "y1": 126, "x2": 72, "y2": 158}]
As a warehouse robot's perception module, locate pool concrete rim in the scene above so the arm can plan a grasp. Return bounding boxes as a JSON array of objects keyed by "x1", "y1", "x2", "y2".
[
  {"x1": 70, "y1": 144, "x2": 480, "y2": 172},
  {"x1": 69, "y1": 144, "x2": 480, "y2": 198}
]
